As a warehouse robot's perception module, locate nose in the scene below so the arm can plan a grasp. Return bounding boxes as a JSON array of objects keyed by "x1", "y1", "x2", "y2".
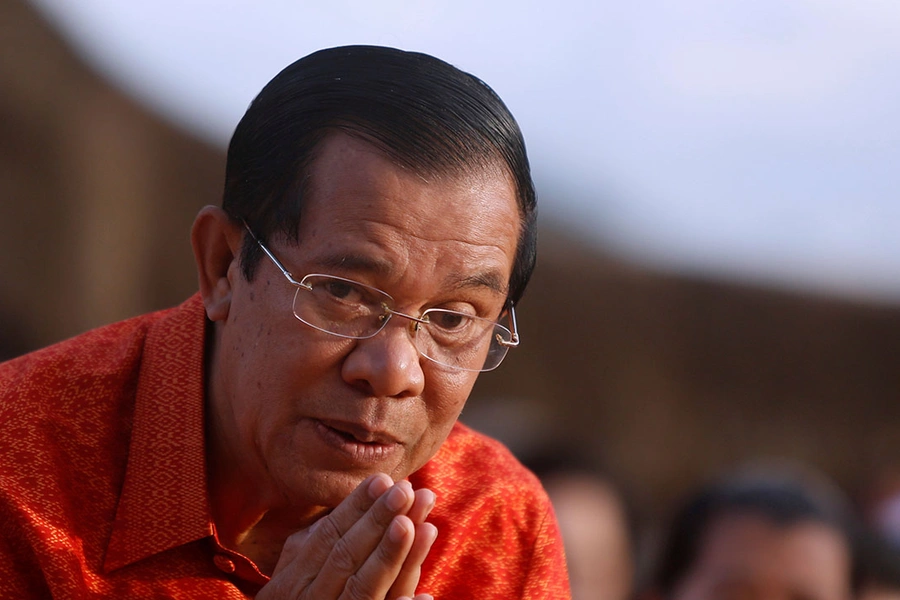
[{"x1": 341, "y1": 317, "x2": 425, "y2": 398}]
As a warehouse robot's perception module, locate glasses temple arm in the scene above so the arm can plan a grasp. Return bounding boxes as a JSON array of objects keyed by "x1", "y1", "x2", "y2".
[
  {"x1": 498, "y1": 304, "x2": 520, "y2": 348},
  {"x1": 242, "y1": 220, "x2": 301, "y2": 285}
]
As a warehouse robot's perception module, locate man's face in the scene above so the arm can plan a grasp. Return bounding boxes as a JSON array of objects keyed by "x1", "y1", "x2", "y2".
[
  {"x1": 208, "y1": 132, "x2": 520, "y2": 510},
  {"x1": 547, "y1": 475, "x2": 634, "y2": 600},
  {"x1": 669, "y1": 513, "x2": 852, "y2": 600}
]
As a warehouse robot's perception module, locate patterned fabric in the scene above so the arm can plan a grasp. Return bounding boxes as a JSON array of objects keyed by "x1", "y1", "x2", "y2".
[{"x1": 0, "y1": 294, "x2": 571, "y2": 598}]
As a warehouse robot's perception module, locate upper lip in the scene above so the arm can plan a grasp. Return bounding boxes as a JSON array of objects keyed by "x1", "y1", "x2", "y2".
[{"x1": 317, "y1": 418, "x2": 401, "y2": 445}]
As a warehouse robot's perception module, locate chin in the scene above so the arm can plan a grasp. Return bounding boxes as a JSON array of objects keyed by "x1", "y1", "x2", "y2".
[{"x1": 280, "y1": 468, "x2": 373, "y2": 509}]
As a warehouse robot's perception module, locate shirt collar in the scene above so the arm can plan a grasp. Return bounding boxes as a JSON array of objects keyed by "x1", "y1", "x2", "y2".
[{"x1": 104, "y1": 294, "x2": 213, "y2": 572}]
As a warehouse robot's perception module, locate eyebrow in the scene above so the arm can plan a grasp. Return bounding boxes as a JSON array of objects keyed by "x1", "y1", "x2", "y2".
[
  {"x1": 314, "y1": 253, "x2": 394, "y2": 276},
  {"x1": 313, "y1": 253, "x2": 508, "y2": 296},
  {"x1": 449, "y1": 271, "x2": 508, "y2": 296}
]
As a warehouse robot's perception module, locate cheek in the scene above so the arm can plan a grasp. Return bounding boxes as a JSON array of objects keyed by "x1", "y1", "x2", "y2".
[
  {"x1": 428, "y1": 367, "x2": 476, "y2": 407},
  {"x1": 421, "y1": 370, "x2": 478, "y2": 437}
]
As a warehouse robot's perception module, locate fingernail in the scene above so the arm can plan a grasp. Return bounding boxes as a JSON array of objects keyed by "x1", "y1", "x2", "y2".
[
  {"x1": 389, "y1": 517, "x2": 409, "y2": 543},
  {"x1": 424, "y1": 489, "x2": 436, "y2": 515},
  {"x1": 424, "y1": 522, "x2": 438, "y2": 545},
  {"x1": 368, "y1": 474, "x2": 392, "y2": 500},
  {"x1": 386, "y1": 484, "x2": 408, "y2": 511}
]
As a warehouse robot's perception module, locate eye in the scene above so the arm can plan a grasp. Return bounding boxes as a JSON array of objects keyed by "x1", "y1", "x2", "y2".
[
  {"x1": 306, "y1": 276, "x2": 374, "y2": 307},
  {"x1": 323, "y1": 280, "x2": 356, "y2": 300},
  {"x1": 430, "y1": 310, "x2": 468, "y2": 331}
]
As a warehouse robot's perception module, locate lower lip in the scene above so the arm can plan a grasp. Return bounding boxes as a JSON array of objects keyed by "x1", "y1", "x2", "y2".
[{"x1": 313, "y1": 420, "x2": 400, "y2": 464}]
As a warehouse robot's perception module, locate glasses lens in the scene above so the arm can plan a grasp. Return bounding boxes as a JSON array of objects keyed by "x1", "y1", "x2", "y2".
[
  {"x1": 286, "y1": 273, "x2": 517, "y2": 372},
  {"x1": 292, "y1": 275, "x2": 391, "y2": 339},
  {"x1": 416, "y1": 309, "x2": 512, "y2": 372}
]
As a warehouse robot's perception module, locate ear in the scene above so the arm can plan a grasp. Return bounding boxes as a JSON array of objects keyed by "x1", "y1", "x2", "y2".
[{"x1": 191, "y1": 206, "x2": 244, "y2": 322}]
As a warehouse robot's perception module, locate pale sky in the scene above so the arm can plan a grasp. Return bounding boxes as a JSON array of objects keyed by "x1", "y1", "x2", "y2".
[{"x1": 30, "y1": 0, "x2": 900, "y2": 303}]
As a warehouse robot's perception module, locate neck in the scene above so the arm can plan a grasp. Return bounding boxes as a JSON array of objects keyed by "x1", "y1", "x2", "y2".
[
  {"x1": 203, "y1": 329, "x2": 329, "y2": 573},
  {"x1": 204, "y1": 391, "x2": 327, "y2": 574}
]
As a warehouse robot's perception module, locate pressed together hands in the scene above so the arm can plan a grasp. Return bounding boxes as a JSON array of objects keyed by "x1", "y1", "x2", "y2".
[{"x1": 257, "y1": 474, "x2": 438, "y2": 600}]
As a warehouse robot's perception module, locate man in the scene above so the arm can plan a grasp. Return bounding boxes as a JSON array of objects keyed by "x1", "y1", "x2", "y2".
[
  {"x1": 643, "y1": 464, "x2": 858, "y2": 600},
  {"x1": 524, "y1": 448, "x2": 636, "y2": 600},
  {"x1": 0, "y1": 46, "x2": 570, "y2": 598}
]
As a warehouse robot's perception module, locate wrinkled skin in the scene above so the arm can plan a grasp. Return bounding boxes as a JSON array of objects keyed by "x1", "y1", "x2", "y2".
[{"x1": 192, "y1": 132, "x2": 521, "y2": 598}]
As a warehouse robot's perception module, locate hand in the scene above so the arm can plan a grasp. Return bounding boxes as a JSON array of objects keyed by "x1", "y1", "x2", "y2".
[{"x1": 256, "y1": 473, "x2": 438, "y2": 600}]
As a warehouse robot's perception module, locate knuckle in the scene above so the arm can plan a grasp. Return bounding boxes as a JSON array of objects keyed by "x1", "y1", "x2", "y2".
[
  {"x1": 313, "y1": 513, "x2": 344, "y2": 545},
  {"x1": 329, "y1": 537, "x2": 359, "y2": 574},
  {"x1": 341, "y1": 573, "x2": 371, "y2": 600},
  {"x1": 372, "y1": 534, "x2": 398, "y2": 567},
  {"x1": 282, "y1": 530, "x2": 305, "y2": 554}
]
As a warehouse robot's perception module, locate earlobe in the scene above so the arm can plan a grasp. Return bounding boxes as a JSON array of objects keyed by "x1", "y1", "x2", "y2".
[{"x1": 191, "y1": 206, "x2": 243, "y2": 322}]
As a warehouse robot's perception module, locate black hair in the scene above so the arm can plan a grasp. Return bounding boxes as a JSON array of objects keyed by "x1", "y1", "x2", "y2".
[
  {"x1": 222, "y1": 45, "x2": 536, "y2": 305},
  {"x1": 653, "y1": 465, "x2": 860, "y2": 596}
]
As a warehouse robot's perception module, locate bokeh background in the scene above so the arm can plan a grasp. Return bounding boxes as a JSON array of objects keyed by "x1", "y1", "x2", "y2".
[{"x1": 2, "y1": 0, "x2": 899, "y2": 556}]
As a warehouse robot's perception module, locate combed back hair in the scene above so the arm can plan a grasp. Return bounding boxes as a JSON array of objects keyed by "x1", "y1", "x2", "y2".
[
  {"x1": 653, "y1": 463, "x2": 860, "y2": 596},
  {"x1": 222, "y1": 45, "x2": 537, "y2": 305}
]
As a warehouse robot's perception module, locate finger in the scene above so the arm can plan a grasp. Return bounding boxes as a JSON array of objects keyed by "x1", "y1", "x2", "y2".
[
  {"x1": 405, "y1": 488, "x2": 435, "y2": 525},
  {"x1": 270, "y1": 473, "x2": 393, "y2": 591},
  {"x1": 386, "y1": 521, "x2": 438, "y2": 599},
  {"x1": 339, "y1": 514, "x2": 417, "y2": 599},
  {"x1": 304, "y1": 481, "x2": 416, "y2": 599}
]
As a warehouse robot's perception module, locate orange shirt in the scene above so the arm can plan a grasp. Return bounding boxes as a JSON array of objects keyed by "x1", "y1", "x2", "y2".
[{"x1": 0, "y1": 295, "x2": 570, "y2": 598}]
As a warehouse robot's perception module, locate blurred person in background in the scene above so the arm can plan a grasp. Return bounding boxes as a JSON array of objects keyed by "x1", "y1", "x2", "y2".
[
  {"x1": 641, "y1": 462, "x2": 858, "y2": 600},
  {"x1": 851, "y1": 468, "x2": 900, "y2": 600},
  {"x1": 0, "y1": 45, "x2": 570, "y2": 599},
  {"x1": 525, "y1": 449, "x2": 637, "y2": 600},
  {"x1": 856, "y1": 527, "x2": 900, "y2": 600}
]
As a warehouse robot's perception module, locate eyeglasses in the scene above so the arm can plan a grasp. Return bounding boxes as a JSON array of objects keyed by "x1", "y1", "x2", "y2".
[{"x1": 243, "y1": 223, "x2": 520, "y2": 372}]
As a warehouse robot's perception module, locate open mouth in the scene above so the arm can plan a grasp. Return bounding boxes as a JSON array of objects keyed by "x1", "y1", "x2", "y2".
[{"x1": 314, "y1": 419, "x2": 399, "y2": 462}]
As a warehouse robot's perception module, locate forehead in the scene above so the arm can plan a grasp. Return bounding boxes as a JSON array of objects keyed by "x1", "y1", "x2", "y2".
[
  {"x1": 288, "y1": 133, "x2": 521, "y2": 297},
  {"x1": 687, "y1": 513, "x2": 851, "y2": 598}
]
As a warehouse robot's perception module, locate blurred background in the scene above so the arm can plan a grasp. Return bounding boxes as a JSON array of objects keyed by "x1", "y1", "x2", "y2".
[{"x1": 2, "y1": 0, "x2": 899, "y2": 589}]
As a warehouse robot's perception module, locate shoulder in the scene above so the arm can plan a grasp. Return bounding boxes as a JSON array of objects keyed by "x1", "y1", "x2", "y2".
[
  {"x1": 1, "y1": 309, "x2": 160, "y2": 415},
  {"x1": 423, "y1": 421, "x2": 543, "y2": 491},
  {"x1": 0, "y1": 297, "x2": 203, "y2": 415},
  {"x1": 414, "y1": 423, "x2": 571, "y2": 598},
  {"x1": 0, "y1": 297, "x2": 203, "y2": 479}
]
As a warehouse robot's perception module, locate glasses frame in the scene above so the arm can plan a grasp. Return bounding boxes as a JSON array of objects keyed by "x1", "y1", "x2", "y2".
[{"x1": 242, "y1": 221, "x2": 520, "y2": 371}]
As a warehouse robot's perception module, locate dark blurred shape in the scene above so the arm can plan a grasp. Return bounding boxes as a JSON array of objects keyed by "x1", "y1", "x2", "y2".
[
  {"x1": 856, "y1": 528, "x2": 900, "y2": 600},
  {"x1": 523, "y1": 448, "x2": 636, "y2": 600},
  {"x1": 0, "y1": 308, "x2": 31, "y2": 362},
  {"x1": 0, "y1": 0, "x2": 223, "y2": 355},
  {"x1": 851, "y1": 468, "x2": 900, "y2": 600},
  {"x1": 858, "y1": 468, "x2": 900, "y2": 549},
  {"x1": 644, "y1": 461, "x2": 857, "y2": 600}
]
